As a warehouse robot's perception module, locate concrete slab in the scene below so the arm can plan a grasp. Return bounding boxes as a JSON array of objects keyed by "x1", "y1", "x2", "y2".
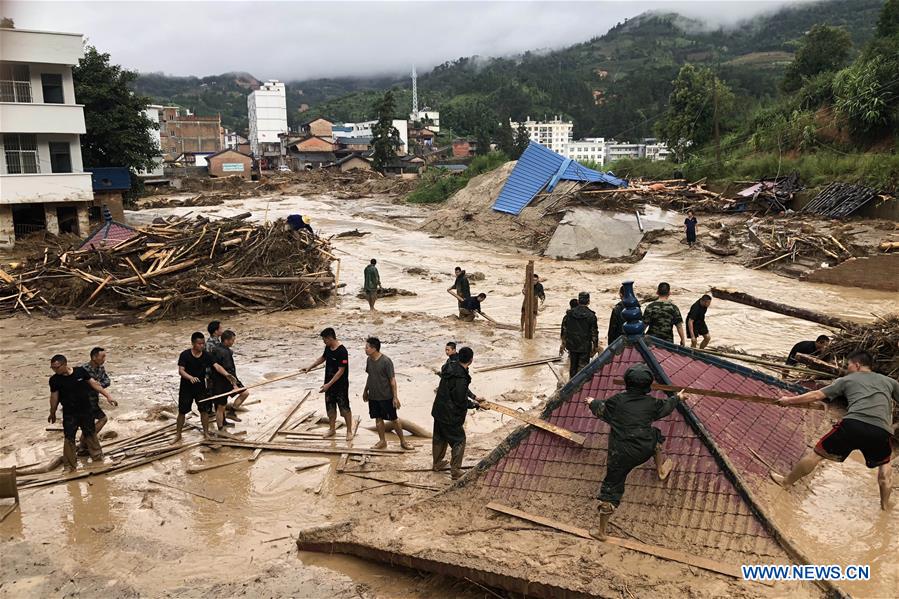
[{"x1": 545, "y1": 207, "x2": 672, "y2": 259}]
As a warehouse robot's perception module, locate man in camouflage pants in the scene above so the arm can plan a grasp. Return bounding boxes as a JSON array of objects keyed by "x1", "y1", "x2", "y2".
[{"x1": 642, "y1": 282, "x2": 685, "y2": 345}]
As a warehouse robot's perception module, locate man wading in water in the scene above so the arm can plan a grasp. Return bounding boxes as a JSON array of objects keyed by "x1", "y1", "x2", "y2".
[{"x1": 584, "y1": 364, "x2": 683, "y2": 539}]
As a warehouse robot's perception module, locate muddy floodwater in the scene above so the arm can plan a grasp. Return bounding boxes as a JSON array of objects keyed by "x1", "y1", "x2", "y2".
[{"x1": 1, "y1": 191, "x2": 896, "y2": 597}]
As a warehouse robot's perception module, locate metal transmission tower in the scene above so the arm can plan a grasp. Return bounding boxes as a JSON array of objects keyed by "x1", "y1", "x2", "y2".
[{"x1": 411, "y1": 65, "x2": 419, "y2": 120}]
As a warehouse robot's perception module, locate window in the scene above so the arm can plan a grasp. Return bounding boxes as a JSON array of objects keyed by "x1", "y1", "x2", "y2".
[
  {"x1": 41, "y1": 73, "x2": 64, "y2": 103},
  {"x1": 49, "y1": 142, "x2": 72, "y2": 173},
  {"x1": 0, "y1": 64, "x2": 32, "y2": 102},
  {"x1": 3, "y1": 134, "x2": 40, "y2": 174}
]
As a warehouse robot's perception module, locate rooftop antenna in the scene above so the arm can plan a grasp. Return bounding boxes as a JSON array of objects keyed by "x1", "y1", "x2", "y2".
[{"x1": 411, "y1": 65, "x2": 419, "y2": 120}]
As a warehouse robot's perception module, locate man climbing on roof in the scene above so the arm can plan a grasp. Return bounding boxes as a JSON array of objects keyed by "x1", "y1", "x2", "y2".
[
  {"x1": 771, "y1": 350, "x2": 898, "y2": 511},
  {"x1": 560, "y1": 291, "x2": 599, "y2": 379},
  {"x1": 642, "y1": 282, "x2": 685, "y2": 345},
  {"x1": 584, "y1": 363, "x2": 682, "y2": 540},
  {"x1": 431, "y1": 346, "x2": 484, "y2": 479}
]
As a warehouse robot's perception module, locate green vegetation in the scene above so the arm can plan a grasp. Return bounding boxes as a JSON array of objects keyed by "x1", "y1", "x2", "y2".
[
  {"x1": 658, "y1": 65, "x2": 734, "y2": 162},
  {"x1": 371, "y1": 91, "x2": 402, "y2": 172},
  {"x1": 406, "y1": 152, "x2": 508, "y2": 204}
]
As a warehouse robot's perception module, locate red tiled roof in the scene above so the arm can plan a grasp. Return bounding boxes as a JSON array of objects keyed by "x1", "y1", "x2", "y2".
[
  {"x1": 80, "y1": 222, "x2": 138, "y2": 250},
  {"x1": 474, "y1": 339, "x2": 827, "y2": 565}
]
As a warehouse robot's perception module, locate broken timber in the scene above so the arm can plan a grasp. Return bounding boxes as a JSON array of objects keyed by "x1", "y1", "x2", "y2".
[
  {"x1": 710, "y1": 287, "x2": 856, "y2": 330},
  {"x1": 611, "y1": 379, "x2": 825, "y2": 411},
  {"x1": 486, "y1": 502, "x2": 743, "y2": 579},
  {"x1": 480, "y1": 400, "x2": 586, "y2": 445},
  {"x1": 204, "y1": 439, "x2": 405, "y2": 456}
]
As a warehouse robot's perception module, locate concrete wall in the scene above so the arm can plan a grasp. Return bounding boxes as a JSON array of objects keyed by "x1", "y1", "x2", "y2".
[
  {"x1": 161, "y1": 117, "x2": 222, "y2": 156},
  {"x1": 802, "y1": 254, "x2": 899, "y2": 292},
  {"x1": 93, "y1": 191, "x2": 125, "y2": 221},
  {"x1": 0, "y1": 172, "x2": 93, "y2": 204},
  {"x1": 0, "y1": 28, "x2": 84, "y2": 65},
  {"x1": 208, "y1": 151, "x2": 252, "y2": 179}
]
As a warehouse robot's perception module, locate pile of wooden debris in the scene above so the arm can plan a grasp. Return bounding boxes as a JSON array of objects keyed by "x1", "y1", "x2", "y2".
[
  {"x1": 0, "y1": 213, "x2": 336, "y2": 322},
  {"x1": 745, "y1": 220, "x2": 857, "y2": 274},
  {"x1": 576, "y1": 178, "x2": 734, "y2": 212}
]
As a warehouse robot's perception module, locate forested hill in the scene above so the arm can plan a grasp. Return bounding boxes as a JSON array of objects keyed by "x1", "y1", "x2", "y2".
[{"x1": 133, "y1": 0, "x2": 882, "y2": 137}]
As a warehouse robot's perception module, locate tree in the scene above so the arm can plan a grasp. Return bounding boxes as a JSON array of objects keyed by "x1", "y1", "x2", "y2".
[
  {"x1": 73, "y1": 46, "x2": 158, "y2": 173},
  {"x1": 371, "y1": 90, "x2": 401, "y2": 172},
  {"x1": 657, "y1": 64, "x2": 733, "y2": 162},
  {"x1": 782, "y1": 25, "x2": 852, "y2": 93},
  {"x1": 513, "y1": 123, "x2": 530, "y2": 159},
  {"x1": 475, "y1": 129, "x2": 491, "y2": 156},
  {"x1": 497, "y1": 120, "x2": 516, "y2": 157},
  {"x1": 876, "y1": 0, "x2": 899, "y2": 38}
]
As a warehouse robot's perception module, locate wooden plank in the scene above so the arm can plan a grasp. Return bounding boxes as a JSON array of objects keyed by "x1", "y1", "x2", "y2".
[
  {"x1": 186, "y1": 457, "x2": 249, "y2": 474},
  {"x1": 486, "y1": 502, "x2": 742, "y2": 579},
  {"x1": 115, "y1": 258, "x2": 200, "y2": 285},
  {"x1": 123, "y1": 256, "x2": 148, "y2": 286},
  {"x1": 197, "y1": 369, "x2": 319, "y2": 404},
  {"x1": 480, "y1": 400, "x2": 585, "y2": 445},
  {"x1": 250, "y1": 391, "x2": 311, "y2": 461},
  {"x1": 149, "y1": 478, "x2": 224, "y2": 503},
  {"x1": 78, "y1": 274, "x2": 113, "y2": 309},
  {"x1": 523, "y1": 260, "x2": 535, "y2": 339},
  {"x1": 475, "y1": 356, "x2": 562, "y2": 373},
  {"x1": 206, "y1": 439, "x2": 404, "y2": 456},
  {"x1": 611, "y1": 379, "x2": 825, "y2": 411},
  {"x1": 199, "y1": 284, "x2": 252, "y2": 312}
]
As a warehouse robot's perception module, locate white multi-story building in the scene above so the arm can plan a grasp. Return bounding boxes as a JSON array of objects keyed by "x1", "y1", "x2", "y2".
[
  {"x1": 223, "y1": 129, "x2": 248, "y2": 150},
  {"x1": 334, "y1": 119, "x2": 408, "y2": 155},
  {"x1": 643, "y1": 138, "x2": 672, "y2": 162},
  {"x1": 0, "y1": 27, "x2": 94, "y2": 247},
  {"x1": 411, "y1": 109, "x2": 440, "y2": 133},
  {"x1": 564, "y1": 137, "x2": 606, "y2": 165},
  {"x1": 509, "y1": 116, "x2": 573, "y2": 155},
  {"x1": 140, "y1": 104, "x2": 165, "y2": 177},
  {"x1": 604, "y1": 140, "x2": 645, "y2": 162},
  {"x1": 247, "y1": 79, "x2": 287, "y2": 160}
]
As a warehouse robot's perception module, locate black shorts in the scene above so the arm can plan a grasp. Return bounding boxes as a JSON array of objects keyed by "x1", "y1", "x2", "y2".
[
  {"x1": 63, "y1": 409, "x2": 95, "y2": 441},
  {"x1": 179, "y1": 384, "x2": 212, "y2": 415},
  {"x1": 814, "y1": 419, "x2": 893, "y2": 468},
  {"x1": 688, "y1": 321, "x2": 709, "y2": 337},
  {"x1": 88, "y1": 395, "x2": 106, "y2": 421},
  {"x1": 209, "y1": 377, "x2": 242, "y2": 406},
  {"x1": 325, "y1": 387, "x2": 351, "y2": 414},
  {"x1": 368, "y1": 399, "x2": 397, "y2": 421}
]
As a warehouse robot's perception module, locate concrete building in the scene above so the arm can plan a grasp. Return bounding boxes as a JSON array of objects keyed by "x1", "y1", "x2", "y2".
[
  {"x1": 644, "y1": 138, "x2": 672, "y2": 162},
  {"x1": 159, "y1": 110, "x2": 222, "y2": 160},
  {"x1": 207, "y1": 148, "x2": 253, "y2": 180},
  {"x1": 140, "y1": 104, "x2": 165, "y2": 177},
  {"x1": 411, "y1": 109, "x2": 440, "y2": 132},
  {"x1": 335, "y1": 119, "x2": 407, "y2": 154},
  {"x1": 301, "y1": 117, "x2": 333, "y2": 140},
  {"x1": 564, "y1": 138, "x2": 606, "y2": 165},
  {"x1": 223, "y1": 129, "x2": 248, "y2": 151},
  {"x1": 247, "y1": 79, "x2": 287, "y2": 166},
  {"x1": 509, "y1": 116, "x2": 573, "y2": 155},
  {"x1": 0, "y1": 27, "x2": 94, "y2": 247}
]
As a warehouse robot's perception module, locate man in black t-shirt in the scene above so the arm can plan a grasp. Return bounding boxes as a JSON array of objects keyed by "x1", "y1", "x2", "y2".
[
  {"x1": 208, "y1": 330, "x2": 248, "y2": 430},
  {"x1": 786, "y1": 335, "x2": 830, "y2": 366},
  {"x1": 174, "y1": 332, "x2": 217, "y2": 442},
  {"x1": 49, "y1": 354, "x2": 112, "y2": 469},
  {"x1": 302, "y1": 327, "x2": 354, "y2": 442},
  {"x1": 686, "y1": 294, "x2": 712, "y2": 349},
  {"x1": 459, "y1": 293, "x2": 487, "y2": 322}
]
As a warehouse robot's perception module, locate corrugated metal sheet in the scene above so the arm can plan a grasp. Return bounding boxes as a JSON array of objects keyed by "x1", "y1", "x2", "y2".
[{"x1": 492, "y1": 142, "x2": 626, "y2": 215}]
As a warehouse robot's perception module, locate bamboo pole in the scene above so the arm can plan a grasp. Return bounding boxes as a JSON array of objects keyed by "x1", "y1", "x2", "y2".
[
  {"x1": 611, "y1": 379, "x2": 825, "y2": 411},
  {"x1": 250, "y1": 391, "x2": 312, "y2": 461},
  {"x1": 197, "y1": 368, "x2": 319, "y2": 404},
  {"x1": 475, "y1": 356, "x2": 562, "y2": 373}
]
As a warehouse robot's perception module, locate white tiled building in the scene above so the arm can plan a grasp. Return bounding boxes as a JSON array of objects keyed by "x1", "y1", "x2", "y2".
[
  {"x1": 509, "y1": 116, "x2": 573, "y2": 155},
  {"x1": 247, "y1": 79, "x2": 287, "y2": 160},
  {"x1": 0, "y1": 27, "x2": 94, "y2": 247},
  {"x1": 564, "y1": 137, "x2": 606, "y2": 165},
  {"x1": 140, "y1": 104, "x2": 165, "y2": 177},
  {"x1": 411, "y1": 109, "x2": 440, "y2": 132}
]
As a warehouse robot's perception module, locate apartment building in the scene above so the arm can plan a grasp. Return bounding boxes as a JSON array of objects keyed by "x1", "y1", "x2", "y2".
[
  {"x1": 509, "y1": 116, "x2": 573, "y2": 155},
  {"x1": 564, "y1": 138, "x2": 606, "y2": 165},
  {"x1": 0, "y1": 27, "x2": 94, "y2": 247},
  {"x1": 247, "y1": 79, "x2": 287, "y2": 165}
]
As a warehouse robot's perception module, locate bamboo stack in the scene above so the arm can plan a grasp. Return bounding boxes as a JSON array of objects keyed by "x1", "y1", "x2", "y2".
[{"x1": 0, "y1": 214, "x2": 336, "y2": 320}]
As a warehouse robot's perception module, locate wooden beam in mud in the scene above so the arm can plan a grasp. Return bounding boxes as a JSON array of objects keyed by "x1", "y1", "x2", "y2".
[
  {"x1": 709, "y1": 287, "x2": 856, "y2": 330},
  {"x1": 205, "y1": 439, "x2": 404, "y2": 456},
  {"x1": 523, "y1": 260, "x2": 535, "y2": 339},
  {"x1": 251, "y1": 391, "x2": 312, "y2": 461},
  {"x1": 486, "y1": 502, "x2": 743, "y2": 579},
  {"x1": 479, "y1": 400, "x2": 586, "y2": 445}
]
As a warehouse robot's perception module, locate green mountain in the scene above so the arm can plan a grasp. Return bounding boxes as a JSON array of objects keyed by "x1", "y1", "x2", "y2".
[{"x1": 133, "y1": 0, "x2": 882, "y2": 138}]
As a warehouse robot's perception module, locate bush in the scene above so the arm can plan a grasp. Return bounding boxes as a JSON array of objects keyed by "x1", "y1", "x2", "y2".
[{"x1": 406, "y1": 151, "x2": 508, "y2": 204}]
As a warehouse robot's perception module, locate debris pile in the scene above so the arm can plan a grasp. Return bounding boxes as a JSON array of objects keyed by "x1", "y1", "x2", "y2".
[
  {"x1": 0, "y1": 213, "x2": 336, "y2": 321},
  {"x1": 802, "y1": 182, "x2": 880, "y2": 217},
  {"x1": 735, "y1": 171, "x2": 803, "y2": 212},
  {"x1": 577, "y1": 179, "x2": 733, "y2": 212},
  {"x1": 745, "y1": 220, "x2": 856, "y2": 273},
  {"x1": 830, "y1": 314, "x2": 899, "y2": 378},
  {"x1": 355, "y1": 287, "x2": 416, "y2": 299}
]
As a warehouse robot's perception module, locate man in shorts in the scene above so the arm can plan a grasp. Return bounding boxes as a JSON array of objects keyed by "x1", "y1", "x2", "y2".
[
  {"x1": 771, "y1": 350, "x2": 898, "y2": 510},
  {"x1": 363, "y1": 259, "x2": 381, "y2": 312},
  {"x1": 363, "y1": 337, "x2": 413, "y2": 450},
  {"x1": 79, "y1": 346, "x2": 118, "y2": 454},
  {"x1": 686, "y1": 294, "x2": 712, "y2": 349},
  {"x1": 174, "y1": 332, "x2": 216, "y2": 442},
  {"x1": 303, "y1": 328, "x2": 354, "y2": 441},
  {"x1": 208, "y1": 330, "x2": 248, "y2": 430},
  {"x1": 49, "y1": 354, "x2": 112, "y2": 470}
]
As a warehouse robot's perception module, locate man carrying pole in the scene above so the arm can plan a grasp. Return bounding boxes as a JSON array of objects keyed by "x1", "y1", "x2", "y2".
[
  {"x1": 432, "y1": 346, "x2": 484, "y2": 479},
  {"x1": 584, "y1": 363, "x2": 681, "y2": 539},
  {"x1": 448, "y1": 266, "x2": 471, "y2": 309},
  {"x1": 302, "y1": 327, "x2": 354, "y2": 442}
]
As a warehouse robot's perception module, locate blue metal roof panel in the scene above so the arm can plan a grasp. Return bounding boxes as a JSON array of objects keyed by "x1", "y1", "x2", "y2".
[{"x1": 492, "y1": 142, "x2": 626, "y2": 215}]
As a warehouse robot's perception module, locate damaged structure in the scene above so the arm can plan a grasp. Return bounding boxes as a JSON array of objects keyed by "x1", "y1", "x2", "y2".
[{"x1": 298, "y1": 280, "x2": 841, "y2": 598}]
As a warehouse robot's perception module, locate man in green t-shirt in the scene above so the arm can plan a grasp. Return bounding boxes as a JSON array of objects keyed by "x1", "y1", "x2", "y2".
[
  {"x1": 771, "y1": 350, "x2": 898, "y2": 511},
  {"x1": 363, "y1": 258, "x2": 381, "y2": 312}
]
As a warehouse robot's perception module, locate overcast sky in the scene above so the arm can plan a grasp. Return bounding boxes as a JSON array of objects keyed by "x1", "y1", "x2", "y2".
[{"x1": 6, "y1": 1, "x2": 819, "y2": 80}]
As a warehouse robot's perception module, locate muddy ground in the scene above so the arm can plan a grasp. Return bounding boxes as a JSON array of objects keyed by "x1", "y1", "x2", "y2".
[{"x1": 1, "y1": 188, "x2": 897, "y2": 598}]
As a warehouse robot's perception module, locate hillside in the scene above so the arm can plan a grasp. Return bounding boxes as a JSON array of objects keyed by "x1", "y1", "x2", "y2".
[{"x1": 132, "y1": 0, "x2": 883, "y2": 138}]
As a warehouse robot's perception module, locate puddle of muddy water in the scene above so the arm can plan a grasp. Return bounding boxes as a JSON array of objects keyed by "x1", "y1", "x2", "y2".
[{"x1": 2, "y1": 191, "x2": 897, "y2": 597}]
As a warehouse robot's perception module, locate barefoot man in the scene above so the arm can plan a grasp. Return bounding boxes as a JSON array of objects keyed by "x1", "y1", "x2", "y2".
[
  {"x1": 302, "y1": 328, "x2": 354, "y2": 442},
  {"x1": 584, "y1": 363, "x2": 681, "y2": 540},
  {"x1": 174, "y1": 332, "x2": 216, "y2": 442},
  {"x1": 363, "y1": 337, "x2": 413, "y2": 450},
  {"x1": 49, "y1": 354, "x2": 112, "y2": 470},
  {"x1": 771, "y1": 350, "x2": 897, "y2": 510}
]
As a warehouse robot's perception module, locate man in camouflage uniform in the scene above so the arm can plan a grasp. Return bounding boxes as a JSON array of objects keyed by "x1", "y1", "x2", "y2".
[
  {"x1": 80, "y1": 347, "x2": 117, "y2": 454},
  {"x1": 560, "y1": 291, "x2": 599, "y2": 379},
  {"x1": 642, "y1": 282, "x2": 685, "y2": 345}
]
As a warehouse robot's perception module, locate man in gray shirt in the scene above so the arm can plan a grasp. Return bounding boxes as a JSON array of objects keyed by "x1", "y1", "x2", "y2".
[
  {"x1": 771, "y1": 350, "x2": 898, "y2": 511},
  {"x1": 363, "y1": 337, "x2": 413, "y2": 450}
]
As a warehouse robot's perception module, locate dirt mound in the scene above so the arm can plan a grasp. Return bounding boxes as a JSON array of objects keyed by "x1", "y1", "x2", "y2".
[{"x1": 418, "y1": 162, "x2": 560, "y2": 251}]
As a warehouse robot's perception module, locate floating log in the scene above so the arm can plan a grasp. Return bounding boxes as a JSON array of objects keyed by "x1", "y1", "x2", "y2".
[{"x1": 710, "y1": 287, "x2": 856, "y2": 330}]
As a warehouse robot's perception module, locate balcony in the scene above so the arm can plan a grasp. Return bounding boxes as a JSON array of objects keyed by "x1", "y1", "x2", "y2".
[
  {"x1": 0, "y1": 102, "x2": 86, "y2": 134},
  {"x1": 0, "y1": 172, "x2": 93, "y2": 204}
]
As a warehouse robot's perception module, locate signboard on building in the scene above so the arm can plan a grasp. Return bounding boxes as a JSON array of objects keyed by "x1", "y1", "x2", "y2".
[{"x1": 222, "y1": 163, "x2": 245, "y2": 172}]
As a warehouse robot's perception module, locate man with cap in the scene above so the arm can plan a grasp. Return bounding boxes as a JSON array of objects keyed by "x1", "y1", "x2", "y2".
[
  {"x1": 560, "y1": 291, "x2": 599, "y2": 379},
  {"x1": 584, "y1": 363, "x2": 682, "y2": 539},
  {"x1": 287, "y1": 214, "x2": 314, "y2": 236}
]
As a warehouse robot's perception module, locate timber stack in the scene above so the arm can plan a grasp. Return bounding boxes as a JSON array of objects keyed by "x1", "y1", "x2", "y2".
[
  {"x1": 577, "y1": 178, "x2": 734, "y2": 212},
  {"x1": 0, "y1": 213, "x2": 336, "y2": 320},
  {"x1": 745, "y1": 220, "x2": 856, "y2": 274}
]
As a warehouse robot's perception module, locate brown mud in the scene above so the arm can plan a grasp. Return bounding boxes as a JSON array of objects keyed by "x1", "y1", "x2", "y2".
[{"x1": 2, "y1": 189, "x2": 897, "y2": 597}]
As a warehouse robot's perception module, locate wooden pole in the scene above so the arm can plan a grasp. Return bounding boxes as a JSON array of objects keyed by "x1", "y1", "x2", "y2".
[
  {"x1": 251, "y1": 390, "x2": 311, "y2": 461},
  {"x1": 149, "y1": 478, "x2": 224, "y2": 503},
  {"x1": 197, "y1": 367, "x2": 319, "y2": 404},
  {"x1": 794, "y1": 353, "x2": 845, "y2": 376},
  {"x1": 480, "y1": 400, "x2": 586, "y2": 445},
  {"x1": 524, "y1": 260, "x2": 535, "y2": 339},
  {"x1": 79, "y1": 274, "x2": 113, "y2": 309},
  {"x1": 611, "y1": 379, "x2": 825, "y2": 411},
  {"x1": 710, "y1": 287, "x2": 857, "y2": 330}
]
